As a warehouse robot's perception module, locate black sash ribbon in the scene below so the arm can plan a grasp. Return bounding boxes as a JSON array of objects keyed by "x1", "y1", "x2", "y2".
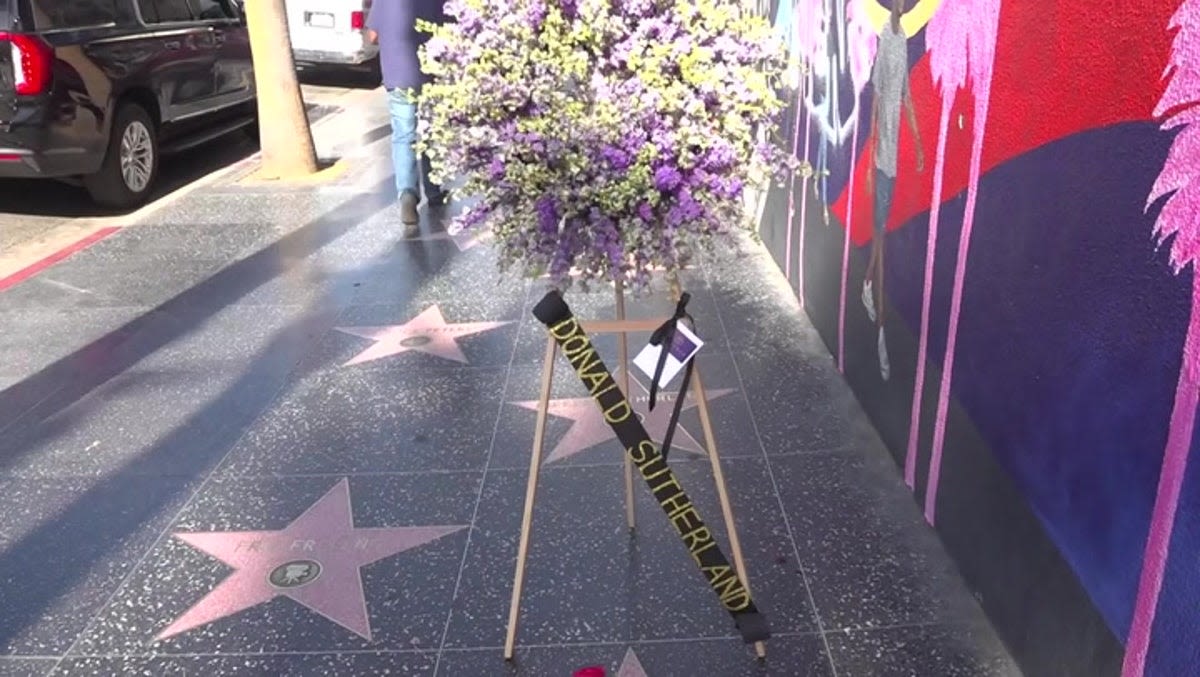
[
  {"x1": 532, "y1": 290, "x2": 771, "y2": 644},
  {"x1": 647, "y1": 292, "x2": 695, "y2": 461}
]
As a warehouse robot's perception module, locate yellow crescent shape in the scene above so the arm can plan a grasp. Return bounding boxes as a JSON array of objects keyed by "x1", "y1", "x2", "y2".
[{"x1": 861, "y1": 0, "x2": 945, "y2": 37}]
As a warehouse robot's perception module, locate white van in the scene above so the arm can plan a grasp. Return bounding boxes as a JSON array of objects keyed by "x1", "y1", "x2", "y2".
[{"x1": 286, "y1": 0, "x2": 380, "y2": 67}]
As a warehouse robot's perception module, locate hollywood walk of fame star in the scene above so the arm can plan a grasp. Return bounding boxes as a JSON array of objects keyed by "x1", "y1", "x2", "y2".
[
  {"x1": 157, "y1": 479, "x2": 466, "y2": 641},
  {"x1": 512, "y1": 369, "x2": 734, "y2": 464},
  {"x1": 618, "y1": 648, "x2": 649, "y2": 677},
  {"x1": 336, "y1": 304, "x2": 511, "y2": 366},
  {"x1": 574, "y1": 648, "x2": 649, "y2": 677}
]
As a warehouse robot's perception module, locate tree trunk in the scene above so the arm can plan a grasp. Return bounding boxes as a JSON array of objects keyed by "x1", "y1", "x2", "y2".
[{"x1": 244, "y1": 0, "x2": 318, "y2": 178}]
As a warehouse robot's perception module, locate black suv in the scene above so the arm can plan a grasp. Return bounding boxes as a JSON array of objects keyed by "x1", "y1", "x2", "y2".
[{"x1": 0, "y1": 0, "x2": 255, "y2": 208}]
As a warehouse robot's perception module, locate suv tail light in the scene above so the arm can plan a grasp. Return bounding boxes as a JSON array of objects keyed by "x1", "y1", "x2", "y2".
[
  {"x1": 0, "y1": 32, "x2": 53, "y2": 96},
  {"x1": 350, "y1": 11, "x2": 365, "y2": 30}
]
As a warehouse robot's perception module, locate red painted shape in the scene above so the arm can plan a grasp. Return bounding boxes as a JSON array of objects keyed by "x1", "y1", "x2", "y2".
[
  {"x1": 0, "y1": 226, "x2": 121, "y2": 292},
  {"x1": 831, "y1": 1, "x2": 1180, "y2": 246}
]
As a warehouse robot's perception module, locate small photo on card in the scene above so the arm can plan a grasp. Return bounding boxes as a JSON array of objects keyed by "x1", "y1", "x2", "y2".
[{"x1": 633, "y1": 322, "x2": 704, "y2": 388}]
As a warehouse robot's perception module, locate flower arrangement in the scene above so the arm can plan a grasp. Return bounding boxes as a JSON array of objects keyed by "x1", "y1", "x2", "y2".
[{"x1": 417, "y1": 0, "x2": 792, "y2": 290}]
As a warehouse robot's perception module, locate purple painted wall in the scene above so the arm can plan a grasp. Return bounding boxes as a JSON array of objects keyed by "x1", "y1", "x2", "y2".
[{"x1": 763, "y1": 1, "x2": 1200, "y2": 675}]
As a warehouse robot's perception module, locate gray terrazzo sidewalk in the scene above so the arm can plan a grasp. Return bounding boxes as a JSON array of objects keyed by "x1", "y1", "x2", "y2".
[{"x1": 0, "y1": 96, "x2": 1018, "y2": 676}]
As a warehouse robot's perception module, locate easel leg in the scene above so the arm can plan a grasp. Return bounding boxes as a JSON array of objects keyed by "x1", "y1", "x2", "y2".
[
  {"x1": 692, "y1": 366, "x2": 768, "y2": 659},
  {"x1": 615, "y1": 280, "x2": 636, "y2": 531},
  {"x1": 504, "y1": 337, "x2": 558, "y2": 661}
]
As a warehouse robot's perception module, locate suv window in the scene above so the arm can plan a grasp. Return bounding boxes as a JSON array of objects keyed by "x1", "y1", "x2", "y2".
[
  {"x1": 31, "y1": 0, "x2": 119, "y2": 29},
  {"x1": 188, "y1": 0, "x2": 235, "y2": 21},
  {"x1": 137, "y1": 0, "x2": 193, "y2": 23}
]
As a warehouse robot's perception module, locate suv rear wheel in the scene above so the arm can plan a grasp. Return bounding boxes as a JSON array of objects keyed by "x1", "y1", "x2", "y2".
[{"x1": 84, "y1": 103, "x2": 158, "y2": 209}]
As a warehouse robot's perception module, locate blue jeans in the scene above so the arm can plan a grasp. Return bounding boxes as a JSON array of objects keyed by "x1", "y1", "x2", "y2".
[{"x1": 388, "y1": 89, "x2": 441, "y2": 201}]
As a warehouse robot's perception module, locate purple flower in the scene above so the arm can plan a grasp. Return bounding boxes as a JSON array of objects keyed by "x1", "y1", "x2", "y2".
[
  {"x1": 418, "y1": 0, "x2": 789, "y2": 291},
  {"x1": 487, "y1": 156, "x2": 506, "y2": 181},
  {"x1": 600, "y1": 145, "x2": 631, "y2": 170},
  {"x1": 637, "y1": 202, "x2": 654, "y2": 221},
  {"x1": 528, "y1": 0, "x2": 547, "y2": 28},
  {"x1": 536, "y1": 194, "x2": 559, "y2": 234},
  {"x1": 653, "y1": 165, "x2": 683, "y2": 192},
  {"x1": 700, "y1": 142, "x2": 737, "y2": 171}
]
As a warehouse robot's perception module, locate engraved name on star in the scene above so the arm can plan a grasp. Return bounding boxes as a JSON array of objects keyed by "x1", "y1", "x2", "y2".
[
  {"x1": 157, "y1": 479, "x2": 466, "y2": 641},
  {"x1": 512, "y1": 370, "x2": 734, "y2": 464},
  {"x1": 335, "y1": 305, "x2": 510, "y2": 366}
]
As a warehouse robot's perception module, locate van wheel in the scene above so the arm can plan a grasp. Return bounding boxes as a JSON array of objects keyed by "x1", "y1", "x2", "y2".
[{"x1": 84, "y1": 103, "x2": 158, "y2": 210}]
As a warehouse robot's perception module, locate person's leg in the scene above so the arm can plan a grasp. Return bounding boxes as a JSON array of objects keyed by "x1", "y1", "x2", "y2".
[
  {"x1": 875, "y1": 171, "x2": 894, "y2": 381},
  {"x1": 862, "y1": 240, "x2": 879, "y2": 323},
  {"x1": 876, "y1": 224, "x2": 886, "y2": 325},
  {"x1": 388, "y1": 89, "x2": 420, "y2": 222},
  {"x1": 873, "y1": 171, "x2": 894, "y2": 325}
]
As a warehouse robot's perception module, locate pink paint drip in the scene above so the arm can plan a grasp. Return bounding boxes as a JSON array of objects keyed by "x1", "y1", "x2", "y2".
[
  {"x1": 837, "y1": 118, "x2": 860, "y2": 373},
  {"x1": 785, "y1": 81, "x2": 805, "y2": 281},
  {"x1": 1122, "y1": 282, "x2": 1200, "y2": 677},
  {"x1": 924, "y1": 84, "x2": 991, "y2": 525},
  {"x1": 797, "y1": 83, "x2": 814, "y2": 307},
  {"x1": 905, "y1": 101, "x2": 953, "y2": 489}
]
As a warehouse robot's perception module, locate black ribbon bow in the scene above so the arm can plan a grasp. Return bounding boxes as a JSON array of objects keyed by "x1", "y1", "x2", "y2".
[{"x1": 648, "y1": 292, "x2": 695, "y2": 461}]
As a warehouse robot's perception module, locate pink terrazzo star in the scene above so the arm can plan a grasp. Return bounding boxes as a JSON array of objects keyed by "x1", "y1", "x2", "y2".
[
  {"x1": 618, "y1": 648, "x2": 649, "y2": 677},
  {"x1": 573, "y1": 648, "x2": 648, "y2": 677},
  {"x1": 157, "y1": 479, "x2": 466, "y2": 641},
  {"x1": 513, "y1": 369, "x2": 733, "y2": 463},
  {"x1": 335, "y1": 305, "x2": 510, "y2": 366}
]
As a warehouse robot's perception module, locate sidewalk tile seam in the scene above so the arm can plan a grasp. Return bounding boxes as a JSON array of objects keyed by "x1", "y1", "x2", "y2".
[
  {"x1": 707, "y1": 256, "x2": 841, "y2": 677},
  {"x1": 431, "y1": 281, "x2": 532, "y2": 677},
  {"x1": 52, "y1": 299, "x2": 358, "y2": 667}
]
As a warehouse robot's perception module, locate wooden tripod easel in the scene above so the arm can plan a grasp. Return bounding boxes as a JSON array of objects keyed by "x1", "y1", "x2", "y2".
[{"x1": 504, "y1": 280, "x2": 767, "y2": 661}]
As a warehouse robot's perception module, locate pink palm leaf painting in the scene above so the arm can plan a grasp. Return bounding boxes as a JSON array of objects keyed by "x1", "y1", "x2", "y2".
[
  {"x1": 907, "y1": 0, "x2": 1002, "y2": 523},
  {"x1": 1125, "y1": 2, "x2": 1200, "y2": 676},
  {"x1": 836, "y1": 0, "x2": 879, "y2": 372}
]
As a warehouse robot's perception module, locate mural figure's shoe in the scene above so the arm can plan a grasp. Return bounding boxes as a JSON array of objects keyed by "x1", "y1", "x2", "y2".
[
  {"x1": 862, "y1": 280, "x2": 877, "y2": 323},
  {"x1": 878, "y1": 327, "x2": 890, "y2": 381}
]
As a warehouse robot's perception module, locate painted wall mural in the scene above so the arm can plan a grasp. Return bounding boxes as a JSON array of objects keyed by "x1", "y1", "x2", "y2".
[{"x1": 765, "y1": 0, "x2": 1200, "y2": 675}]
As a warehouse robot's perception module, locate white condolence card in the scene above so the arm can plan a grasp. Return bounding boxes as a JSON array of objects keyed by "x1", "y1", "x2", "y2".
[{"x1": 632, "y1": 322, "x2": 704, "y2": 388}]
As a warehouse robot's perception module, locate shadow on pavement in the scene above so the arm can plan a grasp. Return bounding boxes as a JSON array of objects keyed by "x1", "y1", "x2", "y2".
[{"x1": 0, "y1": 175, "x2": 421, "y2": 650}]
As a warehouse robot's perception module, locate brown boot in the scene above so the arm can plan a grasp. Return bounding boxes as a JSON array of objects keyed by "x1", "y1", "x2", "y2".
[{"x1": 399, "y1": 191, "x2": 419, "y2": 225}]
